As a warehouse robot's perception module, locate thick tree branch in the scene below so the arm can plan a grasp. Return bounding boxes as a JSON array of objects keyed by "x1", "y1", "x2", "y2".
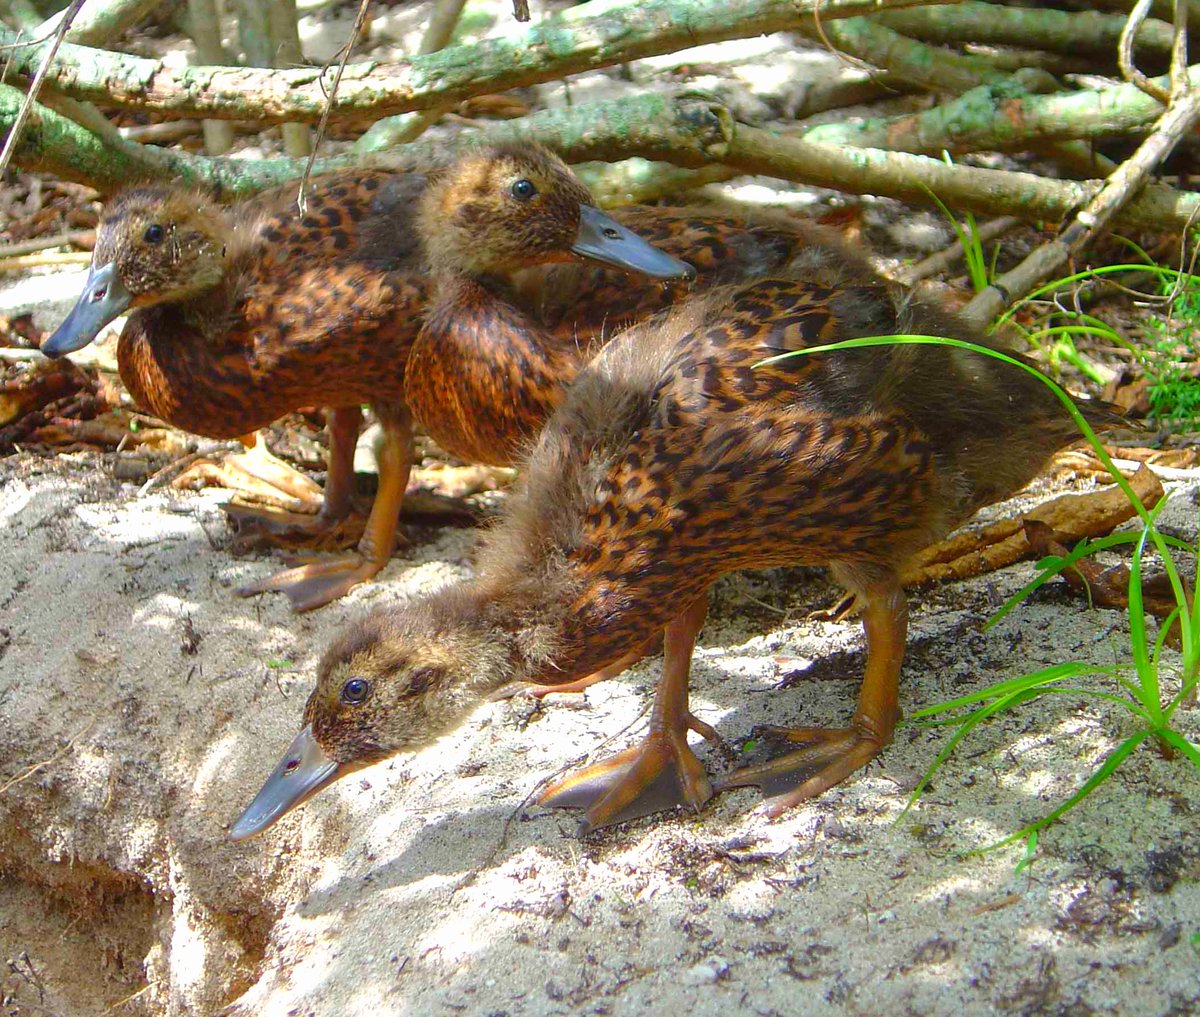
[
  {"x1": 39, "y1": 0, "x2": 161, "y2": 46},
  {"x1": 874, "y1": 1, "x2": 1174, "y2": 58},
  {"x1": 8, "y1": 86, "x2": 1200, "y2": 241},
  {"x1": 0, "y1": 0, "x2": 956, "y2": 124},
  {"x1": 796, "y1": 15, "x2": 1112, "y2": 176}
]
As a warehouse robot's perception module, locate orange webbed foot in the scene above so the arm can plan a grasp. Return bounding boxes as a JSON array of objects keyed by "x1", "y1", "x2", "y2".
[
  {"x1": 235, "y1": 551, "x2": 391, "y2": 612},
  {"x1": 713, "y1": 723, "x2": 889, "y2": 817},
  {"x1": 538, "y1": 712, "x2": 721, "y2": 834},
  {"x1": 713, "y1": 574, "x2": 907, "y2": 819}
]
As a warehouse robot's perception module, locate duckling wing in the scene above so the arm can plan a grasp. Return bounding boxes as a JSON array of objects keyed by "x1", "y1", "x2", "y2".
[{"x1": 249, "y1": 171, "x2": 426, "y2": 273}]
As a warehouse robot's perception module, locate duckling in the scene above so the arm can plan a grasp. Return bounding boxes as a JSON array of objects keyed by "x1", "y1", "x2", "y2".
[
  {"x1": 407, "y1": 151, "x2": 866, "y2": 467},
  {"x1": 231, "y1": 238, "x2": 1118, "y2": 840},
  {"x1": 41, "y1": 154, "x2": 692, "y2": 611}
]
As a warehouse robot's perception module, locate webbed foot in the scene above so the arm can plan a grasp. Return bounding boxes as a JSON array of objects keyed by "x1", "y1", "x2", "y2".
[
  {"x1": 539, "y1": 598, "x2": 716, "y2": 834},
  {"x1": 235, "y1": 551, "x2": 390, "y2": 612},
  {"x1": 713, "y1": 723, "x2": 888, "y2": 816},
  {"x1": 718, "y1": 572, "x2": 907, "y2": 819},
  {"x1": 539, "y1": 712, "x2": 721, "y2": 834}
]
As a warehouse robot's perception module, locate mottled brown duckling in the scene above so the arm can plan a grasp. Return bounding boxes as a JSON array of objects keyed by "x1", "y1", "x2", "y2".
[
  {"x1": 232, "y1": 238, "x2": 1117, "y2": 840},
  {"x1": 42, "y1": 155, "x2": 691, "y2": 611},
  {"x1": 406, "y1": 152, "x2": 868, "y2": 468}
]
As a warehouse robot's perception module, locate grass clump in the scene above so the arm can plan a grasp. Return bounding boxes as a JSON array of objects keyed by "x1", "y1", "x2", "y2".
[{"x1": 760, "y1": 332, "x2": 1199, "y2": 863}]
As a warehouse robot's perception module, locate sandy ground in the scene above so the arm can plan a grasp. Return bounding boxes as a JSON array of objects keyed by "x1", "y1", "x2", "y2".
[{"x1": 0, "y1": 449, "x2": 1197, "y2": 1017}]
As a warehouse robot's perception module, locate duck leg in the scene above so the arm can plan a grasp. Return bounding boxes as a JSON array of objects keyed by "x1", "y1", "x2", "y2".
[
  {"x1": 539, "y1": 597, "x2": 719, "y2": 834},
  {"x1": 713, "y1": 576, "x2": 906, "y2": 815},
  {"x1": 223, "y1": 407, "x2": 366, "y2": 552},
  {"x1": 236, "y1": 405, "x2": 414, "y2": 612}
]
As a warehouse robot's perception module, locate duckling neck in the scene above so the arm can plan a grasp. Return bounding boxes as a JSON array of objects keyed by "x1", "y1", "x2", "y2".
[
  {"x1": 464, "y1": 551, "x2": 672, "y2": 691},
  {"x1": 405, "y1": 276, "x2": 584, "y2": 466}
]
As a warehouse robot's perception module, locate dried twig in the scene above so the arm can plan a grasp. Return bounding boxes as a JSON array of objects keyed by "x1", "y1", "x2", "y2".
[
  {"x1": 0, "y1": 719, "x2": 95, "y2": 796},
  {"x1": 0, "y1": 0, "x2": 86, "y2": 178},
  {"x1": 297, "y1": 0, "x2": 372, "y2": 212}
]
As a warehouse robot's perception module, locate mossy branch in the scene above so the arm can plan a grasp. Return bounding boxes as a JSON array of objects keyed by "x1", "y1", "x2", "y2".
[
  {"x1": 39, "y1": 0, "x2": 162, "y2": 46},
  {"x1": 873, "y1": 1, "x2": 1174, "y2": 58},
  {"x1": 798, "y1": 65, "x2": 1200, "y2": 155},
  {"x1": 0, "y1": 0, "x2": 953, "y2": 125},
  {"x1": 8, "y1": 86, "x2": 1200, "y2": 239}
]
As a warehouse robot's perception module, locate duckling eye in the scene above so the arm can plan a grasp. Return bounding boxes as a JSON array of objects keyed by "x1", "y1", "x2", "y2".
[
  {"x1": 341, "y1": 677, "x2": 370, "y2": 705},
  {"x1": 143, "y1": 223, "x2": 165, "y2": 244},
  {"x1": 510, "y1": 179, "x2": 538, "y2": 202}
]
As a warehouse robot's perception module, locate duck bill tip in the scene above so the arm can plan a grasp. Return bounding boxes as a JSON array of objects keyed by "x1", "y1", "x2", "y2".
[
  {"x1": 570, "y1": 205, "x2": 695, "y2": 282},
  {"x1": 229, "y1": 725, "x2": 345, "y2": 842},
  {"x1": 41, "y1": 261, "x2": 132, "y2": 359}
]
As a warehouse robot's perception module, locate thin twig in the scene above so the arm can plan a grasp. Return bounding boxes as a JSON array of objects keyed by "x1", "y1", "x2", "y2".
[
  {"x1": 97, "y1": 985, "x2": 151, "y2": 1015},
  {"x1": 0, "y1": 229, "x2": 92, "y2": 257},
  {"x1": 296, "y1": 0, "x2": 372, "y2": 213},
  {"x1": 1119, "y1": 0, "x2": 1169, "y2": 102},
  {"x1": 0, "y1": 0, "x2": 85, "y2": 177},
  {"x1": 0, "y1": 719, "x2": 95, "y2": 796}
]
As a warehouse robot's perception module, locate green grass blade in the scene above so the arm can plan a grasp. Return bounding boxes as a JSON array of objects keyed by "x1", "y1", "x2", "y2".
[
  {"x1": 908, "y1": 662, "x2": 1111, "y2": 720},
  {"x1": 983, "y1": 732, "x2": 1151, "y2": 852}
]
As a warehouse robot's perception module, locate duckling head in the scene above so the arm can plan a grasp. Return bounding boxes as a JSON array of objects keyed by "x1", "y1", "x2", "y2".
[
  {"x1": 43, "y1": 187, "x2": 230, "y2": 357},
  {"x1": 230, "y1": 595, "x2": 509, "y2": 840},
  {"x1": 418, "y1": 144, "x2": 693, "y2": 282}
]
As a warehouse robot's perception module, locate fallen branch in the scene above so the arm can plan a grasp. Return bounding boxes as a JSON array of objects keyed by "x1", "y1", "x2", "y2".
[
  {"x1": 0, "y1": 0, "x2": 951, "y2": 125},
  {"x1": 9, "y1": 87, "x2": 1200, "y2": 237},
  {"x1": 802, "y1": 64, "x2": 1200, "y2": 157},
  {"x1": 38, "y1": 0, "x2": 161, "y2": 46},
  {"x1": 904, "y1": 464, "x2": 1165, "y2": 586},
  {"x1": 874, "y1": 1, "x2": 1174, "y2": 58},
  {"x1": 0, "y1": 0, "x2": 85, "y2": 178},
  {"x1": 802, "y1": 14, "x2": 1113, "y2": 176},
  {"x1": 964, "y1": 4, "x2": 1200, "y2": 324}
]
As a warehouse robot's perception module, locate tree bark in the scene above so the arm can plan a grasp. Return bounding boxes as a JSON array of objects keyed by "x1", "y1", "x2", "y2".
[
  {"x1": 9, "y1": 86, "x2": 1200, "y2": 238},
  {"x1": 0, "y1": 0, "x2": 959, "y2": 124},
  {"x1": 873, "y1": 1, "x2": 1174, "y2": 58}
]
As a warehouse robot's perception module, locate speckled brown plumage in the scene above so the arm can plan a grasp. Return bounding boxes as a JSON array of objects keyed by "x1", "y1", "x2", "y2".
[
  {"x1": 234, "y1": 241, "x2": 1119, "y2": 839},
  {"x1": 408, "y1": 189, "x2": 861, "y2": 466},
  {"x1": 112, "y1": 172, "x2": 428, "y2": 439},
  {"x1": 45, "y1": 151, "x2": 696, "y2": 611}
]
